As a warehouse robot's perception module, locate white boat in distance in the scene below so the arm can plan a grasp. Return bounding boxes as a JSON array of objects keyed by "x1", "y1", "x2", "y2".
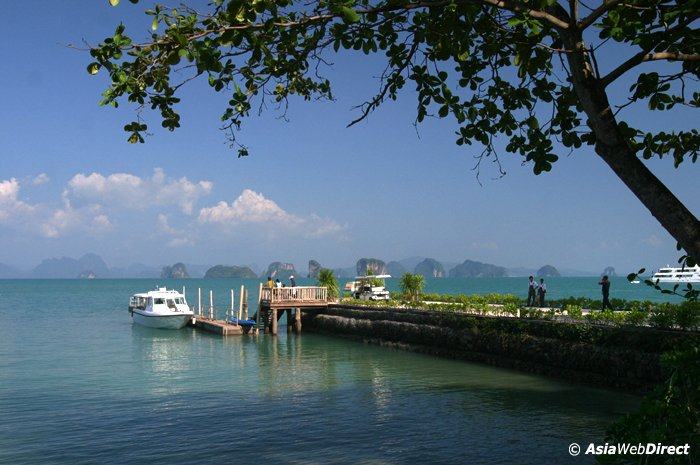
[
  {"x1": 128, "y1": 287, "x2": 194, "y2": 329},
  {"x1": 651, "y1": 265, "x2": 700, "y2": 284}
]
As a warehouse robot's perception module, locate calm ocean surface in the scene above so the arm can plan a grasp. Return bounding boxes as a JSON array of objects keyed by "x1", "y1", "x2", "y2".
[{"x1": 0, "y1": 278, "x2": 650, "y2": 464}]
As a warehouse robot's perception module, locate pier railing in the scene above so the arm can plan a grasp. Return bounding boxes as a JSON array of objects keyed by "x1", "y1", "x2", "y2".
[{"x1": 260, "y1": 286, "x2": 328, "y2": 304}]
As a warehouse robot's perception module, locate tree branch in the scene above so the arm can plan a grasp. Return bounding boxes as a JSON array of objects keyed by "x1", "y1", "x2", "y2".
[
  {"x1": 130, "y1": 0, "x2": 569, "y2": 51},
  {"x1": 577, "y1": 0, "x2": 623, "y2": 30},
  {"x1": 601, "y1": 51, "x2": 700, "y2": 88}
]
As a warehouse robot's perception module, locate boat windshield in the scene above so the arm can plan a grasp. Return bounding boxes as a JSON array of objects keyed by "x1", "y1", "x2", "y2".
[
  {"x1": 166, "y1": 299, "x2": 177, "y2": 309},
  {"x1": 154, "y1": 298, "x2": 165, "y2": 305},
  {"x1": 175, "y1": 297, "x2": 185, "y2": 304}
]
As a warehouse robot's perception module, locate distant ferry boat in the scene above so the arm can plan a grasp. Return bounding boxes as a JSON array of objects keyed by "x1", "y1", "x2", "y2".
[
  {"x1": 651, "y1": 265, "x2": 700, "y2": 283},
  {"x1": 128, "y1": 287, "x2": 194, "y2": 329}
]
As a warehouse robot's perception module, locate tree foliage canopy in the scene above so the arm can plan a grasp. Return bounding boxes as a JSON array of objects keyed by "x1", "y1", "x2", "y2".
[{"x1": 88, "y1": 0, "x2": 700, "y2": 258}]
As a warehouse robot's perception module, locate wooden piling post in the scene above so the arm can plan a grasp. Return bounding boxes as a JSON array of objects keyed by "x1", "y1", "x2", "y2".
[
  {"x1": 243, "y1": 287, "x2": 249, "y2": 320},
  {"x1": 294, "y1": 308, "x2": 302, "y2": 334},
  {"x1": 198, "y1": 288, "x2": 202, "y2": 316},
  {"x1": 271, "y1": 309, "x2": 278, "y2": 335},
  {"x1": 209, "y1": 290, "x2": 214, "y2": 319},
  {"x1": 238, "y1": 285, "x2": 244, "y2": 320},
  {"x1": 230, "y1": 289, "x2": 238, "y2": 326}
]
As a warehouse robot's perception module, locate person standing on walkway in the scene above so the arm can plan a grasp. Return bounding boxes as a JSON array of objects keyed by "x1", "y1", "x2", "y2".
[
  {"x1": 275, "y1": 278, "x2": 282, "y2": 289},
  {"x1": 538, "y1": 278, "x2": 547, "y2": 307},
  {"x1": 290, "y1": 275, "x2": 296, "y2": 287},
  {"x1": 526, "y1": 276, "x2": 537, "y2": 307},
  {"x1": 599, "y1": 276, "x2": 612, "y2": 310},
  {"x1": 266, "y1": 276, "x2": 274, "y2": 288}
]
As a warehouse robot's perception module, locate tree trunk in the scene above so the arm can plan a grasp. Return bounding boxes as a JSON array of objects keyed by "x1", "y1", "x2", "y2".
[{"x1": 563, "y1": 33, "x2": 700, "y2": 261}]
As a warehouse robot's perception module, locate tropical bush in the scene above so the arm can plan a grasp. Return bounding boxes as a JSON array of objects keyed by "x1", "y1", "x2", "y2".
[
  {"x1": 400, "y1": 273, "x2": 425, "y2": 302},
  {"x1": 317, "y1": 268, "x2": 339, "y2": 300},
  {"x1": 601, "y1": 346, "x2": 699, "y2": 465}
]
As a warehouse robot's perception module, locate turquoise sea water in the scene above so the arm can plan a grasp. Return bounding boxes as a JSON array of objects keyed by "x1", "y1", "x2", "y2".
[{"x1": 0, "y1": 279, "x2": 644, "y2": 464}]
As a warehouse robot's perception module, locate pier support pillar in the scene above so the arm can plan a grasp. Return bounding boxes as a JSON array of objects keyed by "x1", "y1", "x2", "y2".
[
  {"x1": 271, "y1": 309, "x2": 278, "y2": 335},
  {"x1": 293, "y1": 308, "x2": 302, "y2": 334},
  {"x1": 286, "y1": 309, "x2": 292, "y2": 333}
]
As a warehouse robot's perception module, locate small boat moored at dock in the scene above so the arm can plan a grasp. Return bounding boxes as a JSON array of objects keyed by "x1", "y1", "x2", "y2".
[{"x1": 128, "y1": 287, "x2": 194, "y2": 329}]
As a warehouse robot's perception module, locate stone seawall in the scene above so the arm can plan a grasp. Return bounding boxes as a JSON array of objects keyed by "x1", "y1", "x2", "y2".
[{"x1": 302, "y1": 305, "x2": 699, "y2": 393}]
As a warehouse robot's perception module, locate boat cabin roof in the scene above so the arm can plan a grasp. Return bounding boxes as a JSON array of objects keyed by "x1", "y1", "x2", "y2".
[
  {"x1": 354, "y1": 274, "x2": 392, "y2": 280},
  {"x1": 132, "y1": 287, "x2": 185, "y2": 299}
]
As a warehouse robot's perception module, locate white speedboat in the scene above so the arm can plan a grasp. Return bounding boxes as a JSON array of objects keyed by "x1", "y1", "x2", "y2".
[
  {"x1": 651, "y1": 265, "x2": 700, "y2": 283},
  {"x1": 128, "y1": 287, "x2": 194, "y2": 329}
]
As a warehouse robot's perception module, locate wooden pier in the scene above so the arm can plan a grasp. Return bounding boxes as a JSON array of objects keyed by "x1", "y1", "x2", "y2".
[
  {"x1": 188, "y1": 316, "x2": 244, "y2": 335},
  {"x1": 255, "y1": 285, "x2": 330, "y2": 335},
  {"x1": 184, "y1": 285, "x2": 330, "y2": 337}
]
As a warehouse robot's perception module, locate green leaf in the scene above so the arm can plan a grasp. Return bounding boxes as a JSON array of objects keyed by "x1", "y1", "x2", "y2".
[
  {"x1": 151, "y1": 18, "x2": 158, "y2": 31},
  {"x1": 87, "y1": 62, "x2": 101, "y2": 75},
  {"x1": 340, "y1": 6, "x2": 360, "y2": 23}
]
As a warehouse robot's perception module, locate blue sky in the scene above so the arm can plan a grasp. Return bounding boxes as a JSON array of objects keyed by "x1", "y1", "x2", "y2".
[{"x1": 0, "y1": 1, "x2": 697, "y2": 273}]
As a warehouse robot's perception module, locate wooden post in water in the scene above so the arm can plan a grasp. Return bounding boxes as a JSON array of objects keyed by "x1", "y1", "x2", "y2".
[
  {"x1": 294, "y1": 308, "x2": 302, "y2": 334},
  {"x1": 238, "y1": 285, "x2": 244, "y2": 320},
  {"x1": 286, "y1": 309, "x2": 292, "y2": 333},
  {"x1": 271, "y1": 308, "x2": 278, "y2": 335},
  {"x1": 198, "y1": 288, "x2": 202, "y2": 316},
  {"x1": 243, "y1": 287, "x2": 249, "y2": 320},
  {"x1": 209, "y1": 290, "x2": 214, "y2": 319}
]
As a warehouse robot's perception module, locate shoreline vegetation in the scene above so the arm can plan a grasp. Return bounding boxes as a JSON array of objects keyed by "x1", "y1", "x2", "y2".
[{"x1": 339, "y1": 293, "x2": 700, "y2": 331}]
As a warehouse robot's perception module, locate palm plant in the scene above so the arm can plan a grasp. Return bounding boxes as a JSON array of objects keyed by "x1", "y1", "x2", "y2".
[
  {"x1": 317, "y1": 268, "x2": 339, "y2": 301},
  {"x1": 400, "y1": 273, "x2": 424, "y2": 302}
]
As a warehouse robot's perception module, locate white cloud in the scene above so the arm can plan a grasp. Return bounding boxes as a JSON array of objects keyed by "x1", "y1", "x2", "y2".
[
  {"x1": 65, "y1": 168, "x2": 212, "y2": 215},
  {"x1": 41, "y1": 203, "x2": 113, "y2": 238},
  {"x1": 0, "y1": 178, "x2": 36, "y2": 222},
  {"x1": 198, "y1": 189, "x2": 345, "y2": 238},
  {"x1": 32, "y1": 173, "x2": 50, "y2": 186},
  {"x1": 198, "y1": 189, "x2": 301, "y2": 225}
]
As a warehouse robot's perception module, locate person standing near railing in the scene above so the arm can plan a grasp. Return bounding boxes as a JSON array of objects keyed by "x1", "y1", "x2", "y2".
[
  {"x1": 290, "y1": 275, "x2": 296, "y2": 287},
  {"x1": 266, "y1": 276, "x2": 274, "y2": 288}
]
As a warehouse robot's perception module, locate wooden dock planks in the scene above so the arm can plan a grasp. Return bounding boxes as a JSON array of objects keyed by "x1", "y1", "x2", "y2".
[{"x1": 189, "y1": 317, "x2": 244, "y2": 336}]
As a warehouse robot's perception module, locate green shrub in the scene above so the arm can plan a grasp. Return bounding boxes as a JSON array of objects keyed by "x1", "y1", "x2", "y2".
[
  {"x1": 564, "y1": 304, "x2": 583, "y2": 319},
  {"x1": 649, "y1": 304, "x2": 675, "y2": 329},
  {"x1": 317, "y1": 268, "x2": 340, "y2": 300},
  {"x1": 674, "y1": 301, "x2": 699, "y2": 330},
  {"x1": 624, "y1": 310, "x2": 648, "y2": 327}
]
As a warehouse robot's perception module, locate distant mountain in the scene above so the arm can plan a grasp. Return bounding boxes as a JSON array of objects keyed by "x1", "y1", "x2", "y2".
[
  {"x1": 414, "y1": 258, "x2": 445, "y2": 278},
  {"x1": 308, "y1": 260, "x2": 322, "y2": 279},
  {"x1": 161, "y1": 263, "x2": 190, "y2": 279},
  {"x1": 386, "y1": 261, "x2": 407, "y2": 277},
  {"x1": 204, "y1": 265, "x2": 257, "y2": 279},
  {"x1": 449, "y1": 259, "x2": 507, "y2": 278},
  {"x1": 32, "y1": 253, "x2": 110, "y2": 279},
  {"x1": 356, "y1": 258, "x2": 387, "y2": 276},
  {"x1": 264, "y1": 262, "x2": 296, "y2": 280},
  {"x1": 536, "y1": 265, "x2": 561, "y2": 277}
]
